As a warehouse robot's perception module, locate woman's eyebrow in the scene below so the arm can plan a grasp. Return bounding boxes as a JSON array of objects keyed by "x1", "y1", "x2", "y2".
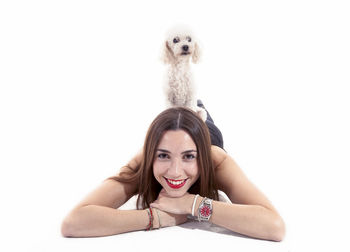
[
  {"x1": 156, "y1": 149, "x2": 197, "y2": 154},
  {"x1": 156, "y1": 149, "x2": 171, "y2": 153},
  {"x1": 181, "y1": 150, "x2": 197, "y2": 154}
]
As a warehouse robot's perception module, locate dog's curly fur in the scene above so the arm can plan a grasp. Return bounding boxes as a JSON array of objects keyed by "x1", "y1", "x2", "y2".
[{"x1": 162, "y1": 26, "x2": 207, "y2": 121}]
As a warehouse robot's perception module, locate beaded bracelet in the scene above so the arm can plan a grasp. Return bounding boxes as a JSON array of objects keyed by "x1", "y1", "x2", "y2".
[
  {"x1": 191, "y1": 194, "x2": 200, "y2": 216},
  {"x1": 155, "y1": 208, "x2": 162, "y2": 228},
  {"x1": 146, "y1": 208, "x2": 153, "y2": 231}
]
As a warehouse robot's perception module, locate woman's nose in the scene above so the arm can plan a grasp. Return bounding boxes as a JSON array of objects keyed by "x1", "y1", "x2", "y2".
[{"x1": 168, "y1": 158, "x2": 181, "y2": 177}]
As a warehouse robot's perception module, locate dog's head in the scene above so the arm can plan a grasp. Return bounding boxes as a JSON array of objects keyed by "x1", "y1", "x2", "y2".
[{"x1": 162, "y1": 26, "x2": 201, "y2": 65}]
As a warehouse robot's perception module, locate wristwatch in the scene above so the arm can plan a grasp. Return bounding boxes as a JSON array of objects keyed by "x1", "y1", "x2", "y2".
[{"x1": 197, "y1": 197, "x2": 213, "y2": 222}]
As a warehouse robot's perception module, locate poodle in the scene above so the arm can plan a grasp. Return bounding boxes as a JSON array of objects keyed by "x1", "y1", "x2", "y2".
[{"x1": 161, "y1": 26, "x2": 207, "y2": 121}]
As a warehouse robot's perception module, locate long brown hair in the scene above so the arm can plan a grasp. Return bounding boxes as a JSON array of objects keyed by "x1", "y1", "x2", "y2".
[{"x1": 111, "y1": 107, "x2": 218, "y2": 209}]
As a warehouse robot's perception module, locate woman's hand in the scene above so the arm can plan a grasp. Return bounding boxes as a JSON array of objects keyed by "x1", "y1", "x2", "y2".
[
  {"x1": 151, "y1": 189, "x2": 194, "y2": 227},
  {"x1": 150, "y1": 189, "x2": 194, "y2": 215},
  {"x1": 150, "y1": 189, "x2": 195, "y2": 228},
  {"x1": 152, "y1": 208, "x2": 188, "y2": 228}
]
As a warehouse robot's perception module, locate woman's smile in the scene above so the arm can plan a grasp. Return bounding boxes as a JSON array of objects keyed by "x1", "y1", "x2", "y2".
[{"x1": 164, "y1": 177, "x2": 188, "y2": 189}]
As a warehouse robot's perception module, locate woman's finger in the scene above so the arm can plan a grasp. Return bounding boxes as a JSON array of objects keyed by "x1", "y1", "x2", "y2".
[{"x1": 150, "y1": 203, "x2": 164, "y2": 211}]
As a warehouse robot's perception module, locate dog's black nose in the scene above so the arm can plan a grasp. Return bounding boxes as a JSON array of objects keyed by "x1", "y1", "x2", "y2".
[{"x1": 182, "y1": 45, "x2": 189, "y2": 51}]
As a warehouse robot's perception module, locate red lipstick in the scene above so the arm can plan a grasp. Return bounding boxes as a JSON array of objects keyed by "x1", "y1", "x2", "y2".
[{"x1": 164, "y1": 177, "x2": 187, "y2": 189}]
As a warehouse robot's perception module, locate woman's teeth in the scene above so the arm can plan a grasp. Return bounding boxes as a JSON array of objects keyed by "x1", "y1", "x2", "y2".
[{"x1": 167, "y1": 179, "x2": 185, "y2": 185}]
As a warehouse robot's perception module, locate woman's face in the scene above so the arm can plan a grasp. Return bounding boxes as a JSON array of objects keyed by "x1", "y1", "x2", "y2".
[{"x1": 153, "y1": 130, "x2": 200, "y2": 197}]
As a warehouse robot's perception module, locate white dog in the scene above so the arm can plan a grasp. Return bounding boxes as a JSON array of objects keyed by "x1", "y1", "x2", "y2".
[{"x1": 162, "y1": 26, "x2": 207, "y2": 121}]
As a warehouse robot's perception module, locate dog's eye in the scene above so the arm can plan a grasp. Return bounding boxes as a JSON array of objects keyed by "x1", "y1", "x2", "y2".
[
  {"x1": 187, "y1": 36, "x2": 192, "y2": 42},
  {"x1": 173, "y1": 37, "x2": 180, "y2": 43}
]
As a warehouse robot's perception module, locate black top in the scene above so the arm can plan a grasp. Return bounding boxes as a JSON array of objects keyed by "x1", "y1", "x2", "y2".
[{"x1": 197, "y1": 100, "x2": 224, "y2": 150}]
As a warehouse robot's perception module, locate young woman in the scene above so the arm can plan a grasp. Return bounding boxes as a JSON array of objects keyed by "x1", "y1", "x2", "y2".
[{"x1": 61, "y1": 104, "x2": 285, "y2": 241}]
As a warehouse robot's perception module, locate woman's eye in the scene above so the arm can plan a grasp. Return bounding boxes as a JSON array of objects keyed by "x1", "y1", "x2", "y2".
[
  {"x1": 173, "y1": 37, "x2": 180, "y2": 43},
  {"x1": 158, "y1": 153, "x2": 169, "y2": 159},
  {"x1": 183, "y1": 154, "x2": 196, "y2": 160}
]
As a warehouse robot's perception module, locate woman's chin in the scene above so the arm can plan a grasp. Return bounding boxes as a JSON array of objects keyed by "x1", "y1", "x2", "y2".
[{"x1": 163, "y1": 188, "x2": 187, "y2": 198}]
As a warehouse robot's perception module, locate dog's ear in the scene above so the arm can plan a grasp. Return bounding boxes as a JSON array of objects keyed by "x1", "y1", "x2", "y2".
[
  {"x1": 162, "y1": 41, "x2": 175, "y2": 64},
  {"x1": 192, "y1": 42, "x2": 201, "y2": 64}
]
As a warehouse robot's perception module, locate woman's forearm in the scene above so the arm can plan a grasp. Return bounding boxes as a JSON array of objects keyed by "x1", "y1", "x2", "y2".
[
  {"x1": 61, "y1": 205, "x2": 151, "y2": 237},
  {"x1": 194, "y1": 197, "x2": 285, "y2": 241}
]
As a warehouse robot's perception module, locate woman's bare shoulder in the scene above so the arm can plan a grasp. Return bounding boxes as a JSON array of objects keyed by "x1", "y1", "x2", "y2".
[
  {"x1": 211, "y1": 145, "x2": 228, "y2": 168},
  {"x1": 125, "y1": 150, "x2": 143, "y2": 171},
  {"x1": 72, "y1": 153, "x2": 142, "y2": 211},
  {"x1": 212, "y1": 146, "x2": 278, "y2": 211}
]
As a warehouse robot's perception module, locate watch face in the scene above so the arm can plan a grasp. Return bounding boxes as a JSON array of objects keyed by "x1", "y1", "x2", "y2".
[{"x1": 200, "y1": 205, "x2": 212, "y2": 217}]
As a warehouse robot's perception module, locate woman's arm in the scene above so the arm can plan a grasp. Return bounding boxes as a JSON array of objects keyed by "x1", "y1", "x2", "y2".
[
  {"x1": 192, "y1": 196, "x2": 285, "y2": 241},
  {"x1": 61, "y1": 178, "x2": 149, "y2": 237},
  {"x1": 211, "y1": 146, "x2": 285, "y2": 241},
  {"x1": 61, "y1": 153, "x2": 186, "y2": 237},
  {"x1": 150, "y1": 146, "x2": 285, "y2": 241},
  {"x1": 61, "y1": 151, "x2": 146, "y2": 237}
]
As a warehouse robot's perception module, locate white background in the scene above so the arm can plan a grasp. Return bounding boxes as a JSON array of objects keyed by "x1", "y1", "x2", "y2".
[{"x1": 1, "y1": 0, "x2": 349, "y2": 251}]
